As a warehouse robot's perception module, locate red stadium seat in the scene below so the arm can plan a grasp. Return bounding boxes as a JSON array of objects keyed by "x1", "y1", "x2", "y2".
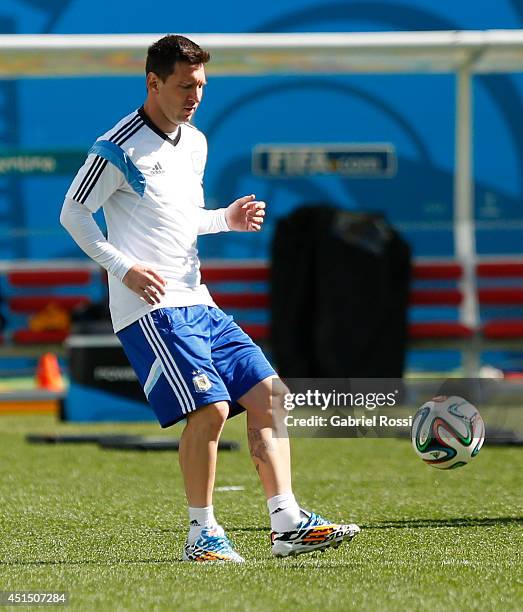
[
  {"x1": 0, "y1": 264, "x2": 100, "y2": 352},
  {"x1": 478, "y1": 288, "x2": 523, "y2": 305},
  {"x1": 410, "y1": 289, "x2": 462, "y2": 306},
  {"x1": 482, "y1": 320, "x2": 523, "y2": 339},
  {"x1": 477, "y1": 261, "x2": 523, "y2": 278},
  {"x1": 412, "y1": 262, "x2": 462, "y2": 280},
  {"x1": 409, "y1": 262, "x2": 467, "y2": 346},
  {"x1": 9, "y1": 296, "x2": 91, "y2": 313},
  {"x1": 212, "y1": 292, "x2": 269, "y2": 309},
  {"x1": 201, "y1": 264, "x2": 269, "y2": 283},
  {"x1": 13, "y1": 330, "x2": 70, "y2": 345},
  {"x1": 409, "y1": 322, "x2": 474, "y2": 340},
  {"x1": 8, "y1": 270, "x2": 91, "y2": 287},
  {"x1": 240, "y1": 323, "x2": 270, "y2": 341},
  {"x1": 476, "y1": 260, "x2": 523, "y2": 345}
]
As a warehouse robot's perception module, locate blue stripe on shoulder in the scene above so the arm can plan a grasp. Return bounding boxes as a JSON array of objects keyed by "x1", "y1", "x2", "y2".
[{"x1": 88, "y1": 140, "x2": 146, "y2": 197}]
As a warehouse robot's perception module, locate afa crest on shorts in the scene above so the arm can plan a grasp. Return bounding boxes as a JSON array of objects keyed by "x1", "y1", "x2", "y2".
[{"x1": 192, "y1": 370, "x2": 212, "y2": 392}]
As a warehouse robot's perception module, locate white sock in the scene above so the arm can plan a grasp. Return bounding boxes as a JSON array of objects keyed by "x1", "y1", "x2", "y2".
[
  {"x1": 267, "y1": 492, "x2": 303, "y2": 533},
  {"x1": 188, "y1": 505, "x2": 218, "y2": 544}
]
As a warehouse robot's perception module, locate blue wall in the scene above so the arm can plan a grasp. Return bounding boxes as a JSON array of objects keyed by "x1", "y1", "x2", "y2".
[{"x1": 1, "y1": 0, "x2": 523, "y2": 260}]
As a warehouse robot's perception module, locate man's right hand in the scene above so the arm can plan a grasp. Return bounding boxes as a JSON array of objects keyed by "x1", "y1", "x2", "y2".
[{"x1": 122, "y1": 264, "x2": 167, "y2": 305}]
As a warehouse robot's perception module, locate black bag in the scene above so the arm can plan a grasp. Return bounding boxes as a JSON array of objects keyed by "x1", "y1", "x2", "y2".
[{"x1": 270, "y1": 206, "x2": 411, "y2": 378}]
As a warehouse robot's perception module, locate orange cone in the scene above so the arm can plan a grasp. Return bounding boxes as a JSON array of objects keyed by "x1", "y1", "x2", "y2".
[{"x1": 36, "y1": 352, "x2": 64, "y2": 392}]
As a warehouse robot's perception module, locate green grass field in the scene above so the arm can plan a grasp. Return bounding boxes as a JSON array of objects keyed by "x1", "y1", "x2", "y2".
[{"x1": 0, "y1": 413, "x2": 521, "y2": 611}]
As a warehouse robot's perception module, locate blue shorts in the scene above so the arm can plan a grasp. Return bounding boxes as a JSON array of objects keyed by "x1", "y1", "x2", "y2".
[{"x1": 117, "y1": 306, "x2": 275, "y2": 428}]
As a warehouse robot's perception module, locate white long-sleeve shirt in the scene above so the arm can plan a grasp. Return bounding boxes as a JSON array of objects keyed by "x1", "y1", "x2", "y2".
[{"x1": 60, "y1": 107, "x2": 230, "y2": 332}]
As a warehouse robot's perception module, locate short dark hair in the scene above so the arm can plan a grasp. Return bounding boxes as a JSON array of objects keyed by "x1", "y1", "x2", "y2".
[{"x1": 146, "y1": 34, "x2": 210, "y2": 81}]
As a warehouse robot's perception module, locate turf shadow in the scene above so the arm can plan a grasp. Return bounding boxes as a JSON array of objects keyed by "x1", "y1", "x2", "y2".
[
  {"x1": 363, "y1": 516, "x2": 523, "y2": 529},
  {"x1": 0, "y1": 558, "x2": 180, "y2": 566},
  {"x1": 151, "y1": 526, "x2": 267, "y2": 534}
]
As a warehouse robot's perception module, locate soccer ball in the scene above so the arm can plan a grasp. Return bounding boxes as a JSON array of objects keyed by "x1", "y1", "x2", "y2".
[{"x1": 411, "y1": 395, "x2": 485, "y2": 469}]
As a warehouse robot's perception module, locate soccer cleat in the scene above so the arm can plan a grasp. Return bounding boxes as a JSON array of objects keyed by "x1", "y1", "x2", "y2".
[
  {"x1": 271, "y1": 510, "x2": 360, "y2": 557},
  {"x1": 182, "y1": 526, "x2": 245, "y2": 563}
]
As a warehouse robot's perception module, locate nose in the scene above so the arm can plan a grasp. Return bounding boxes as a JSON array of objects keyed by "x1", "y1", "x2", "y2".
[{"x1": 188, "y1": 87, "x2": 202, "y2": 105}]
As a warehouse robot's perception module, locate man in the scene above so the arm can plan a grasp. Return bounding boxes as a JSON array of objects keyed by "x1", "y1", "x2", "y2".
[{"x1": 60, "y1": 34, "x2": 360, "y2": 562}]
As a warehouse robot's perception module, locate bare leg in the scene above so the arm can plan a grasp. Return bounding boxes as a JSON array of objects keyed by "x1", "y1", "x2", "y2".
[
  {"x1": 178, "y1": 401, "x2": 229, "y2": 507},
  {"x1": 238, "y1": 376, "x2": 292, "y2": 498},
  {"x1": 239, "y1": 377, "x2": 361, "y2": 558}
]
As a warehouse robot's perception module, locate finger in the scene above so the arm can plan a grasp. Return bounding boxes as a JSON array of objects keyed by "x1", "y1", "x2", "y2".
[
  {"x1": 144, "y1": 273, "x2": 166, "y2": 295},
  {"x1": 146, "y1": 269, "x2": 167, "y2": 289},
  {"x1": 247, "y1": 208, "x2": 265, "y2": 217},
  {"x1": 246, "y1": 214, "x2": 264, "y2": 226},
  {"x1": 237, "y1": 194, "x2": 256, "y2": 207},
  {"x1": 251, "y1": 216, "x2": 264, "y2": 225},
  {"x1": 243, "y1": 201, "x2": 266, "y2": 212},
  {"x1": 246, "y1": 205, "x2": 265, "y2": 215},
  {"x1": 249, "y1": 222, "x2": 262, "y2": 231},
  {"x1": 143, "y1": 286, "x2": 161, "y2": 305},
  {"x1": 141, "y1": 290, "x2": 156, "y2": 305},
  {"x1": 146, "y1": 283, "x2": 161, "y2": 298}
]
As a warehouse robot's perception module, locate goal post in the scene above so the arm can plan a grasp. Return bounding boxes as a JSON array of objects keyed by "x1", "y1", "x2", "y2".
[{"x1": 0, "y1": 30, "x2": 523, "y2": 78}]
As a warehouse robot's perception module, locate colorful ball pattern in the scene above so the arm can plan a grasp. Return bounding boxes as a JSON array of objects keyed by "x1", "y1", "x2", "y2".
[{"x1": 411, "y1": 395, "x2": 485, "y2": 469}]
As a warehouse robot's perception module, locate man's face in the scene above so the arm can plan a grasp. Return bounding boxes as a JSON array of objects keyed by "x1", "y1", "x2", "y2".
[{"x1": 148, "y1": 61, "x2": 206, "y2": 126}]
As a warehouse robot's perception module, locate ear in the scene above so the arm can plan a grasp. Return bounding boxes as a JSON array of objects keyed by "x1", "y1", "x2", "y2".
[{"x1": 146, "y1": 72, "x2": 160, "y2": 94}]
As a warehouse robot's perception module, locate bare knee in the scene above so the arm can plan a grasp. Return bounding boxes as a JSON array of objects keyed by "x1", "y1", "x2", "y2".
[
  {"x1": 184, "y1": 401, "x2": 229, "y2": 439},
  {"x1": 270, "y1": 379, "x2": 290, "y2": 415},
  {"x1": 241, "y1": 377, "x2": 290, "y2": 425}
]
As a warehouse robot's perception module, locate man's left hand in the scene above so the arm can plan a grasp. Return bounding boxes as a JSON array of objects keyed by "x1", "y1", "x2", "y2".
[{"x1": 225, "y1": 194, "x2": 266, "y2": 232}]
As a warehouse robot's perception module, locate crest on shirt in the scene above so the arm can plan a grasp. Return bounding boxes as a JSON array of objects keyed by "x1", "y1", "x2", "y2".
[
  {"x1": 191, "y1": 151, "x2": 205, "y2": 174},
  {"x1": 192, "y1": 370, "x2": 212, "y2": 392}
]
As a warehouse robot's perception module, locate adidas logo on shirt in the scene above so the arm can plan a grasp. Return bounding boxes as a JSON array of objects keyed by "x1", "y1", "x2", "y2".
[{"x1": 150, "y1": 161, "x2": 164, "y2": 175}]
